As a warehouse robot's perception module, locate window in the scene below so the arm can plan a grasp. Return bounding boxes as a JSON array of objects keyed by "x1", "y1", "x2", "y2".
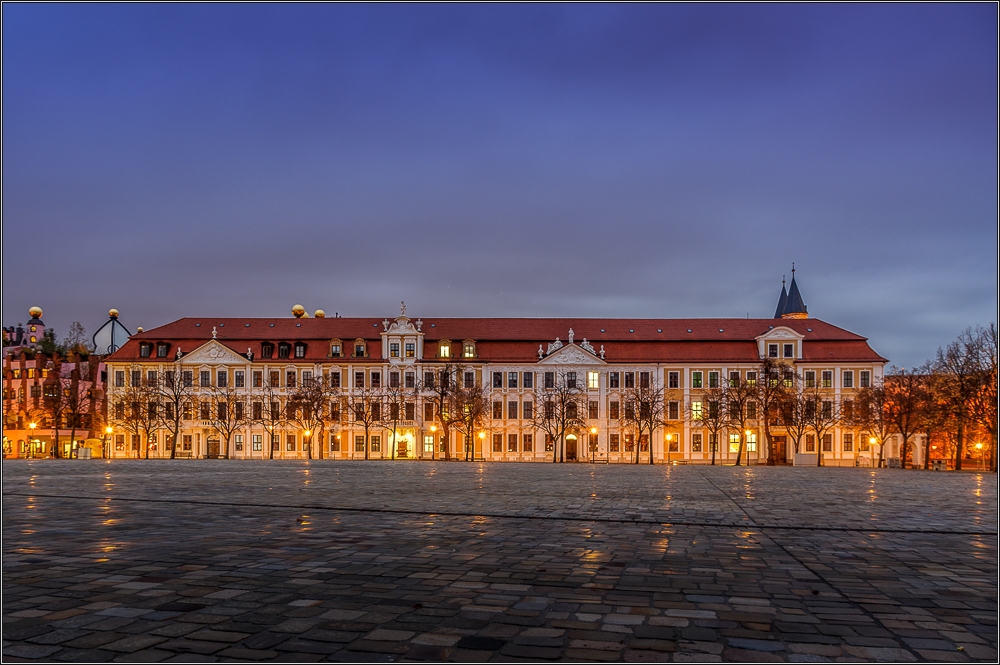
[
  {"x1": 423, "y1": 435, "x2": 434, "y2": 453},
  {"x1": 423, "y1": 371, "x2": 434, "y2": 388},
  {"x1": 405, "y1": 342, "x2": 415, "y2": 358},
  {"x1": 252, "y1": 401, "x2": 263, "y2": 420},
  {"x1": 200, "y1": 402, "x2": 211, "y2": 420},
  {"x1": 609, "y1": 401, "x2": 620, "y2": 419},
  {"x1": 354, "y1": 371, "x2": 365, "y2": 388},
  {"x1": 822, "y1": 434, "x2": 832, "y2": 452},
  {"x1": 492, "y1": 433, "x2": 503, "y2": 452},
  {"x1": 463, "y1": 341, "x2": 476, "y2": 358},
  {"x1": 492, "y1": 372, "x2": 503, "y2": 388},
  {"x1": 522, "y1": 401, "x2": 533, "y2": 419},
  {"x1": 692, "y1": 432, "x2": 703, "y2": 452},
  {"x1": 405, "y1": 402, "x2": 415, "y2": 420},
  {"x1": 843, "y1": 433, "x2": 853, "y2": 452},
  {"x1": 404, "y1": 372, "x2": 415, "y2": 389},
  {"x1": 371, "y1": 372, "x2": 381, "y2": 388},
  {"x1": 668, "y1": 434, "x2": 679, "y2": 452},
  {"x1": 261, "y1": 343, "x2": 274, "y2": 358},
  {"x1": 492, "y1": 401, "x2": 502, "y2": 419},
  {"x1": 464, "y1": 372, "x2": 474, "y2": 389},
  {"x1": 843, "y1": 370, "x2": 854, "y2": 388},
  {"x1": 805, "y1": 434, "x2": 815, "y2": 452},
  {"x1": 784, "y1": 343, "x2": 794, "y2": 358},
  {"x1": 729, "y1": 371, "x2": 740, "y2": 387},
  {"x1": 588, "y1": 400, "x2": 599, "y2": 419},
  {"x1": 234, "y1": 402, "x2": 244, "y2": 420},
  {"x1": 330, "y1": 343, "x2": 342, "y2": 357},
  {"x1": 609, "y1": 433, "x2": 620, "y2": 452},
  {"x1": 708, "y1": 433, "x2": 718, "y2": 452},
  {"x1": 200, "y1": 371, "x2": 211, "y2": 387},
  {"x1": 821, "y1": 371, "x2": 832, "y2": 388},
  {"x1": 30, "y1": 385, "x2": 41, "y2": 398},
  {"x1": 145, "y1": 370, "x2": 157, "y2": 385},
  {"x1": 355, "y1": 435, "x2": 365, "y2": 452},
  {"x1": 522, "y1": 372, "x2": 533, "y2": 388},
  {"x1": 217, "y1": 402, "x2": 227, "y2": 420},
  {"x1": 509, "y1": 401, "x2": 518, "y2": 420},
  {"x1": 708, "y1": 371, "x2": 719, "y2": 388},
  {"x1": 639, "y1": 372, "x2": 650, "y2": 388},
  {"x1": 729, "y1": 433, "x2": 741, "y2": 453},
  {"x1": 589, "y1": 432, "x2": 599, "y2": 452},
  {"x1": 860, "y1": 434, "x2": 870, "y2": 452},
  {"x1": 691, "y1": 371, "x2": 702, "y2": 389},
  {"x1": 783, "y1": 369, "x2": 794, "y2": 388},
  {"x1": 746, "y1": 433, "x2": 757, "y2": 452},
  {"x1": 286, "y1": 434, "x2": 296, "y2": 451},
  {"x1": 156, "y1": 343, "x2": 169, "y2": 358},
  {"x1": 439, "y1": 342, "x2": 451, "y2": 358},
  {"x1": 327, "y1": 371, "x2": 340, "y2": 388},
  {"x1": 390, "y1": 342, "x2": 400, "y2": 358},
  {"x1": 234, "y1": 434, "x2": 243, "y2": 451},
  {"x1": 139, "y1": 344, "x2": 151, "y2": 357},
  {"x1": 294, "y1": 343, "x2": 306, "y2": 358},
  {"x1": 624, "y1": 434, "x2": 634, "y2": 452},
  {"x1": 768, "y1": 344, "x2": 778, "y2": 358},
  {"x1": 250, "y1": 434, "x2": 262, "y2": 451},
  {"x1": 746, "y1": 371, "x2": 757, "y2": 386},
  {"x1": 235, "y1": 371, "x2": 245, "y2": 388},
  {"x1": 132, "y1": 370, "x2": 142, "y2": 386},
  {"x1": 587, "y1": 371, "x2": 599, "y2": 389},
  {"x1": 278, "y1": 343, "x2": 290, "y2": 358},
  {"x1": 822, "y1": 400, "x2": 833, "y2": 419},
  {"x1": 668, "y1": 401, "x2": 679, "y2": 420},
  {"x1": 217, "y1": 370, "x2": 227, "y2": 387},
  {"x1": 424, "y1": 402, "x2": 435, "y2": 421},
  {"x1": 523, "y1": 433, "x2": 533, "y2": 452},
  {"x1": 860, "y1": 370, "x2": 871, "y2": 388},
  {"x1": 286, "y1": 371, "x2": 296, "y2": 388},
  {"x1": 390, "y1": 372, "x2": 400, "y2": 388},
  {"x1": 544, "y1": 372, "x2": 554, "y2": 389},
  {"x1": 609, "y1": 372, "x2": 620, "y2": 388},
  {"x1": 508, "y1": 434, "x2": 518, "y2": 452},
  {"x1": 668, "y1": 372, "x2": 679, "y2": 389},
  {"x1": 269, "y1": 371, "x2": 280, "y2": 387},
  {"x1": 566, "y1": 372, "x2": 577, "y2": 389},
  {"x1": 747, "y1": 402, "x2": 757, "y2": 419},
  {"x1": 354, "y1": 341, "x2": 366, "y2": 358},
  {"x1": 545, "y1": 434, "x2": 554, "y2": 452},
  {"x1": 370, "y1": 435, "x2": 381, "y2": 452},
  {"x1": 805, "y1": 371, "x2": 816, "y2": 388},
  {"x1": 624, "y1": 372, "x2": 635, "y2": 388}
]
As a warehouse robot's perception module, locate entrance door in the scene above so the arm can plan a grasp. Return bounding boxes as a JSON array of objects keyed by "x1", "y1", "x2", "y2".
[
  {"x1": 772, "y1": 436, "x2": 787, "y2": 464},
  {"x1": 565, "y1": 435, "x2": 578, "y2": 461},
  {"x1": 207, "y1": 436, "x2": 220, "y2": 458},
  {"x1": 397, "y1": 438, "x2": 408, "y2": 458}
]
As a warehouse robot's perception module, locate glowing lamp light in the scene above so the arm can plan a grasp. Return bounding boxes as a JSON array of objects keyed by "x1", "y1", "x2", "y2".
[
  {"x1": 745, "y1": 430, "x2": 751, "y2": 437},
  {"x1": 665, "y1": 433, "x2": 673, "y2": 441},
  {"x1": 975, "y1": 443, "x2": 983, "y2": 450},
  {"x1": 304, "y1": 430, "x2": 312, "y2": 437},
  {"x1": 105, "y1": 426, "x2": 113, "y2": 435},
  {"x1": 430, "y1": 425, "x2": 437, "y2": 432},
  {"x1": 29, "y1": 422, "x2": 37, "y2": 430},
  {"x1": 590, "y1": 427, "x2": 597, "y2": 435},
  {"x1": 478, "y1": 432, "x2": 485, "y2": 439},
  {"x1": 869, "y1": 437, "x2": 877, "y2": 445}
]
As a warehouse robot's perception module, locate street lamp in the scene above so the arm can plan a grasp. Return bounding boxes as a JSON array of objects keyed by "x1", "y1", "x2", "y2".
[
  {"x1": 665, "y1": 433, "x2": 674, "y2": 465},
  {"x1": 478, "y1": 431, "x2": 485, "y2": 461},
  {"x1": 590, "y1": 427, "x2": 598, "y2": 463},
  {"x1": 104, "y1": 426, "x2": 113, "y2": 459},
  {"x1": 975, "y1": 442, "x2": 984, "y2": 471},
  {"x1": 28, "y1": 422, "x2": 37, "y2": 459},
  {"x1": 303, "y1": 430, "x2": 312, "y2": 459},
  {"x1": 869, "y1": 437, "x2": 878, "y2": 467}
]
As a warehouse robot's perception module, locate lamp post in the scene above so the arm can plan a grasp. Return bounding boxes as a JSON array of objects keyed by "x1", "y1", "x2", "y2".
[
  {"x1": 478, "y1": 431, "x2": 485, "y2": 461},
  {"x1": 28, "y1": 422, "x2": 37, "y2": 459},
  {"x1": 590, "y1": 427, "x2": 598, "y2": 464},
  {"x1": 745, "y1": 430, "x2": 753, "y2": 465},
  {"x1": 104, "y1": 426, "x2": 113, "y2": 459},
  {"x1": 869, "y1": 437, "x2": 878, "y2": 468},
  {"x1": 975, "y1": 443, "x2": 984, "y2": 471},
  {"x1": 430, "y1": 424, "x2": 437, "y2": 460},
  {"x1": 304, "y1": 430, "x2": 312, "y2": 459},
  {"x1": 665, "y1": 433, "x2": 674, "y2": 465}
]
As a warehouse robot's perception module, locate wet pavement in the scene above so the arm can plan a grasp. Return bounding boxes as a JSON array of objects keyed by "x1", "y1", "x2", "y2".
[{"x1": 3, "y1": 461, "x2": 996, "y2": 662}]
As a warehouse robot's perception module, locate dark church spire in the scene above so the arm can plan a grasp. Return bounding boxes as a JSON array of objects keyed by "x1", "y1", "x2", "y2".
[
  {"x1": 773, "y1": 276, "x2": 788, "y2": 319},
  {"x1": 781, "y1": 264, "x2": 808, "y2": 319}
]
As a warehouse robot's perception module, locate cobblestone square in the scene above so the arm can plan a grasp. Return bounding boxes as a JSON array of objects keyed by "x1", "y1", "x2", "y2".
[{"x1": 3, "y1": 461, "x2": 996, "y2": 662}]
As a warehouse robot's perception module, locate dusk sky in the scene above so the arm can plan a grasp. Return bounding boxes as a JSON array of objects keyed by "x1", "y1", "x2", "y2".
[{"x1": 3, "y1": 4, "x2": 996, "y2": 368}]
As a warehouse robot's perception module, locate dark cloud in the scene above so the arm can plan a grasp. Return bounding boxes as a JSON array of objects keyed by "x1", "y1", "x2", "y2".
[{"x1": 2, "y1": 4, "x2": 996, "y2": 367}]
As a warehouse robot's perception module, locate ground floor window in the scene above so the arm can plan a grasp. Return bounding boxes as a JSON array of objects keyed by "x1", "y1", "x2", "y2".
[
  {"x1": 183, "y1": 435, "x2": 193, "y2": 451},
  {"x1": 286, "y1": 434, "x2": 296, "y2": 451},
  {"x1": 252, "y1": 434, "x2": 263, "y2": 451},
  {"x1": 729, "y1": 433, "x2": 740, "y2": 453},
  {"x1": 492, "y1": 433, "x2": 503, "y2": 452},
  {"x1": 371, "y1": 435, "x2": 381, "y2": 452},
  {"x1": 131, "y1": 434, "x2": 140, "y2": 451},
  {"x1": 624, "y1": 434, "x2": 634, "y2": 452},
  {"x1": 692, "y1": 433, "x2": 702, "y2": 452},
  {"x1": 843, "y1": 433, "x2": 853, "y2": 452},
  {"x1": 544, "y1": 434, "x2": 554, "y2": 452},
  {"x1": 234, "y1": 434, "x2": 243, "y2": 451},
  {"x1": 509, "y1": 434, "x2": 518, "y2": 452},
  {"x1": 609, "y1": 433, "x2": 620, "y2": 452},
  {"x1": 330, "y1": 433, "x2": 340, "y2": 452},
  {"x1": 822, "y1": 434, "x2": 833, "y2": 452},
  {"x1": 440, "y1": 435, "x2": 447, "y2": 453},
  {"x1": 805, "y1": 434, "x2": 815, "y2": 452},
  {"x1": 116, "y1": 434, "x2": 125, "y2": 451},
  {"x1": 668, "y1": 434, "x2": 679, "y2": 452},
  {"x1": 355, "y1": 435, "x2": 365, "y2": 452},
  {"x1": 423, "y1": 435, "x2": 434, "y2": 453},
  {"x1": 640, "y1": 435, "x2": 649, "y2": 452},
  {"x1": 746, "y1": 433, "x2": 757, "y2": 453},
  {"x1": 523, "y1": 433, "x2": 533, "y2": 452}
]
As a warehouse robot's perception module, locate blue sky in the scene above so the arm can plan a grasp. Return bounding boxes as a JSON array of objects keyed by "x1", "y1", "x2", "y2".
[{"x1": 3, "y1": 4, "x2": 996, "y2": 367}]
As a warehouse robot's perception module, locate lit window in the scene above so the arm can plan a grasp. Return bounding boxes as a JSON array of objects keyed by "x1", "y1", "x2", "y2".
[
  {"x1": 822, "y1": 371, "x2": 832, "y2": 388},
  {"x1": 463, "y1": 341, "x2": 476, "y2": 358},
  {"x1": 805, "y1": 371, "x2": 816, "y2": 388},
  {"x1": 423, "y1": 435, "x2": 434, "y2": 453},
  {"x1": 691, "y1": 371, "x2": 702, "y2": 389},
  {"x1": 390, "y1": 342, "x2": 400, "y2": 358},
  {"x1": 252, "y1": 435, "x2": 263, "y2": 451},
  {"x1": 587, "y1": 371, "x2": 599, "y2": 389},
  {"x1": 729, "y1": 433, "x2": 741, "y2": 453},
  {"x1": 692, "y1": 433, "x2": 703, "y2": 452},
  {"x1": 691, "y1": 401, "x2": 703, "y2": 420},
  {"x1": 746, "y1": 433, "x2": 757, "y2": 452},
  {"x1": 439, "y1": 342, "x2": 451, "y2": 358},
  {"x1": 405, "y1": 342, "x2": 415, "y2": 358}
]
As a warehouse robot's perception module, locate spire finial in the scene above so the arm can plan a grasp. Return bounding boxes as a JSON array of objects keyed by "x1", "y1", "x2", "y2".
[
  {"x1": 791, "y1": 262, "x2": 795, "y2": 275},
  {"x1": 782, "y1": 274, "x2": 786, "y2": 286}
]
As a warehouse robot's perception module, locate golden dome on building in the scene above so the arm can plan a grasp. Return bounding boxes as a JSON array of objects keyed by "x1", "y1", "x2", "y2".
[
  {"x1": 28, "y1": 306, "x2": 43, "y2": 319},
  {"x1": 292, "y1": 304, "x2": 306, "y2": 318},
  {"x1": 109, "y1": 308, "x2": 119, "y2": 318},
  {"x1": 313, "y1": 309, "x2": 326, "y2": 318}
]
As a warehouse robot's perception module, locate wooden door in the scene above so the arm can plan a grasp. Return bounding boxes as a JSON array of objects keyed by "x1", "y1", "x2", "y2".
[
  {"x1": 207, "y1": 436, "x2": 220, "y2": 458},
  {"x1": 772, "y1": 436, "x2": 787, "y2": 464},
  {"x1": 565, "y1": 436, "x2": 577, "y2": 461}
]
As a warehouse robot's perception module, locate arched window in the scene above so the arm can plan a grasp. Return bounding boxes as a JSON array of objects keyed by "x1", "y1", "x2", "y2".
[
  {"x1": 261, "y1": 343, "x2": 274, "y2": 358},
  {"x1": 329, "y1": 339, "x2": 342, "y2": 357},
  {"x1": 277, "y1": 342, "x2": 291, "y2": 359},
  {"x1": 462, "y1": 340, "x2": 476, "y2": 358},
  {"x1": 438, "y1": 340, "x2": 452, "y2": 358},
  {"x1": 353, "y1": 339, "x2": 367, "y2": 358}
]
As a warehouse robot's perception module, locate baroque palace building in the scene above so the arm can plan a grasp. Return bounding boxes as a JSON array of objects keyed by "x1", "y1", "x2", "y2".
[{"x1": 101, "y1": 275, "x2": 888, "y2": 465}]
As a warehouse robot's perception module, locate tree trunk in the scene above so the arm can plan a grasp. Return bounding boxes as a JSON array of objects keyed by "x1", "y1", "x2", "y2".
[
  {"x1": 954, "y1": 421, "x2": 964, "y2": 471},
  {"x1": 923, "y1": 430, "x2": 931, "y2": 470}
]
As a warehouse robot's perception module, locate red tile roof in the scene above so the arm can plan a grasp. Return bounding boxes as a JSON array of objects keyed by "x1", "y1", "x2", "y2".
[{"x1": 107, "y1": 317, "x2": 887, "y2": 364}]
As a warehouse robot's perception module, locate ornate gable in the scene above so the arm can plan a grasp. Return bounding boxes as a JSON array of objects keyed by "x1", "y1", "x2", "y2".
[
  {"x1": 537, "y1": 343, "x2": 605, "y2": 366},
  {"x1": 179, "y1": 340, "x2": 248, "y2": 365}
]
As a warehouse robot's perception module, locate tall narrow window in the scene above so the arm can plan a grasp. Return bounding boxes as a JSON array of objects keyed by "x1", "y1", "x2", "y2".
[
  {"x1": 609, "y1": 372, "x2": 620, "y2": 388},
  {"x1": 639, "y1": 372, "x2": 649, "y2": 388},
  {"x1": 668, "y1": 372, "x2": 679, "y2": 389},
  {"x1": 691, "y1": 371, "x2": 702, "y2": 389},
  {"x1": 405, "y1": 372, "x2": 415, "y2": 388},
  {"x1": 493, "y1": 372, "x2": 503, "y2": 388},
  {"x1": 708, "y1": 372, "x2": 719, "y2": 388},
  {"x1": 405, "y1": 342, "x2": 415, "y2": 358},
  {"x1": 624, "y1": 372, "x2": 635, "y2": 388},
  {"x1": 522, "y1": 372, "x2": 533, "y2": 388},
  {"x1": 508, "y1": 372, "x2": 518, "y2": 388},
  {"x1": 587, "y1": 371, "x2": 599, "y2": 389},
  {"x1": 508, "y1": 401, "x2": 518, "y2": 419},
  {"x1": 860, "y1": 370, "x2": 871, "y2": 388},
  {"x1": 588, "y1": 400, "x2": 599, "y2": 419},
  {"x1": 768, "y1": 344, "x2": 778, "y2": 358},
  {"x1": 783, "y1": 343, "x2": 794, "y2": 358},
  {"x1": 544, "y1": 372, "x2": 554, "y2": 389},
  {"x1": 371, "y1": 371, "x2": 381, "y2": 388},
  {"x1": 464, "y1": 372, "x2": 474, "y2": 388},
  {"x1": 390, "y1": 342, "x2": 400, "y2": 358},
  {"x1": 822, "y1": 371, "x2": 832, "y2": 388},
  {"x1": 842, "y1": 370, "x2": 854, "y2": 388},
  {"x1": 235, "y1": 371, "x2": 245, "y2": 388},
  {"x1": 566, "y1": 372, "x2": 577, "y2": 389}
]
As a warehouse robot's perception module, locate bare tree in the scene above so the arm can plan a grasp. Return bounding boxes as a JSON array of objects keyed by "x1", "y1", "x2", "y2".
[
  {"x1": 110, "y1": 364, "x2": 160, "y2": 459},
  {"x1": 206, "y1": 381, "x2": 250, "y2": 459},
  {"x1": 63, "y1": 322, "x2": 93, "y2": 355},
  {"x1": 289, "y1": 370, "x2": 338, "y2": 459},
  {"x1": 726, "y1": 371, "x2": 759, "y2": 466},
  {"x1": 529, "y1": 369, "x2": 586, "y2": 463},
  {"x1": 450, "y1": 380, "x2": 491, "y2": 461},
  {"x1": 854, "y1": 380, "x2": 894, "y2": 468},
  {"x1": 62, "y1": 353, "x2": 95, "y2": 458},
  {"x1": 967, "y1": 324, "x2": 997, "y2": 472},
  {"x1": 158, "y1": 366, "x2": 193, "y2": 459},
  {"x1": 622, "y1": 382, "x2": 666, "y2": 464},
  {"x1": 40, "y1": 355, "x2": 68, "y2": 458},
  {"x1": 350, "y1": 385, "x2": 385, "y2": 460},
  {"x1": 381, "y1": 377, "x2": 413, "y2": 460},
  {"x1": 755, "y1": 358, "x2": 790, "y2": 465},
  {"x1": 418, "y1": 364, "x2": 463, "y2": 461},
  {"x1": 254, "y1": 372, "x2": 286, "y2": 459},
  {"x1": 933, "y1": 328, "x2": 987, "y2": 471},
  {"x1": 885, "y1": 366, "x2": 927, "y2": 469},
  {"x1": 690, "y1": 387, "x2": 728, "y2": 466},
  {"x1": 806, "y1": 386, "x2": 840, "y2": 467},
  {"x1": 779, "y1": 373, "x2": 812, "y2": 459}
]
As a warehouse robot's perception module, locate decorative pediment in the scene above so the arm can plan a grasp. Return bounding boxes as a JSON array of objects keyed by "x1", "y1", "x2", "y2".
[
  {"x1": 537, "y1": 343, "x2": 605, "y2": 365},
  {"x1": 756, "y1": 326, "x2": 804, "y2": 341},
  {"x1": 178, "y1": 340, "x2": 248, "y2": 365}
]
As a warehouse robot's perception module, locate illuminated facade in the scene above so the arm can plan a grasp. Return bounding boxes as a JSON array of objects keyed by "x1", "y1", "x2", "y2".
[{"x1": 102, "y1": 278, "x2": 888, "y2": 465}]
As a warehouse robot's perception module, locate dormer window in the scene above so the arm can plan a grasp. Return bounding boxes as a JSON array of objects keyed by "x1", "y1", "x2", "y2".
[
  {"x1": 278, "y1": 342, "x2": 290, "y2": 358},
  {"x1": 783, "y1": 343, "x2": 794, "y2": 358},
  {"x1": 329, "y1": 340, "x2": 342, "y2": 357},
  {"x1": 156, "y1": 343, "x2": 169, "y2": 358},
  {"x1": 354, "y1": 339, "x2": 367, "y2": 358},
  {"x1": 294, "y1": 342, "x2": 306, "y2": 358},
  {"x1": 139, "y1": 343, "x2": 151, "y2": 358},
  {"x1": 390, "y1": 342, "x2": 400, "y2": 358},
  {"x1": 405, "y1": 342, "x2": 415, "y2": 358},
  {"x1": 768, "y1": 343, "x2": 778, "y2": 358},
  {"x1": 261, "y1": 343, "x2": 274, "y2": 358},
  {"x1": 463, "y1": 340, "x2": 476, "y2": 358},
  {"x1": 439, "y1": 341, "x2": 451, "y2": 358}
]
